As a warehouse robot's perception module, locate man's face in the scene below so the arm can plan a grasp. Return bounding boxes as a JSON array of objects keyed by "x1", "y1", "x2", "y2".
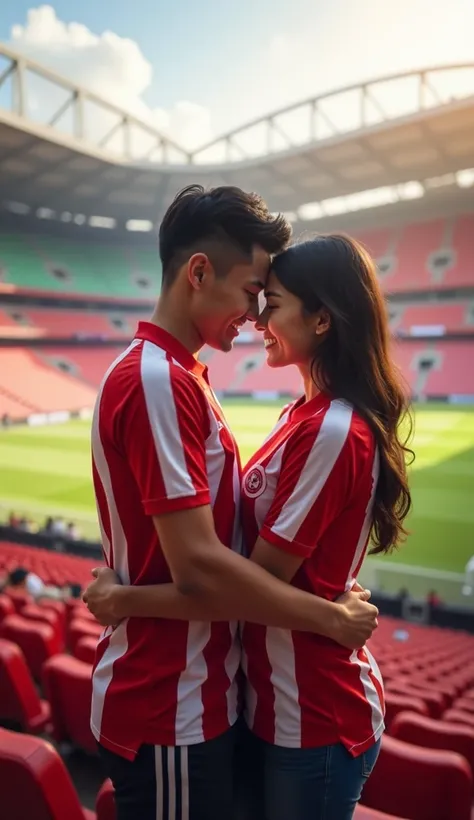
[{"x1": 192, "y1": 246, "x2": 270, "y2": 352}]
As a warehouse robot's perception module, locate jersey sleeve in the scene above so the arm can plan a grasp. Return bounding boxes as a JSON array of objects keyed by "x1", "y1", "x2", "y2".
[
  {"x1": 121, "y1": 361, "x2": 211, "y2": 516},
  {"x1": 260, "y1": 405, "x2": 359, "y2": 557}
]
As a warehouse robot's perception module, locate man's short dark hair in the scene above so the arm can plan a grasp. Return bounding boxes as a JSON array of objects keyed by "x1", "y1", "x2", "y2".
[
  {"x1": 159, "y1": 184, "x2": 292, "y2": 286},
  {"x1": 8, "y1": 567, "x2": 28, "y2": 587}
]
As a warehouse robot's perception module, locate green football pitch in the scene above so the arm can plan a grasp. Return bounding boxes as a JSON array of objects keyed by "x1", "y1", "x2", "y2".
[{"x1": 0, "y1": 401, "x2": 473, "y2": 582}]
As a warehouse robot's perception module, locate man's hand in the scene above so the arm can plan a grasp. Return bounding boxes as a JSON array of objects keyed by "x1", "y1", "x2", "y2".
[
  {"x1": 83, "y1": 567, "x2": 123, "y2": 626},
  {"x1": 331, "y1": 588, "x2": 379, "y2": 649}
]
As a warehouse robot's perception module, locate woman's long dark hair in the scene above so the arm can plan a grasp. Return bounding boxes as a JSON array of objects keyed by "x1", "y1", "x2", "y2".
[{"x1": 272, "y1": 235, "x2": 413, "y2": 555}]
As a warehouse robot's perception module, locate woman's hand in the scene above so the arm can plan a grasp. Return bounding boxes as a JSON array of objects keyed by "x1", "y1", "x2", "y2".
[{"x1": 83, "y1": 567, "x2": 123, "y2": 626}]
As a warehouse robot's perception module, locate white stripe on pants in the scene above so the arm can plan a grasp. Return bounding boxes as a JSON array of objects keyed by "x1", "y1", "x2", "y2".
[{"x1": 154, "y1": 746, "x2": 189, "y2": 820}]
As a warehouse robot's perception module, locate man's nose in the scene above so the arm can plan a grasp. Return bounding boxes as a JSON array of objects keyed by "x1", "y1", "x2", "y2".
[{"x1": 255, "y1": 309, "x2": 268, "y2": 332}]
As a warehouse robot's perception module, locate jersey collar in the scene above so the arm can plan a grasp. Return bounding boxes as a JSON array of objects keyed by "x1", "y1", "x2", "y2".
[
  {"x1": 135, "y1": 321, "x2": 207, "y2": 379},
  {"x1": 289, "y1": 390, "x2": 331, "y2": 423}
]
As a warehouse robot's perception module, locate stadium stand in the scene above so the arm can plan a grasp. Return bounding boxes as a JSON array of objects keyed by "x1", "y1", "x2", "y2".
[
  {"x1": 0, "y1": 232, "x2": 161, "y2": 298},
  {"x1": 1, "y1": 539, "x2": 474, "y2": 816},
  {"x1": 394, "y1": 302, "x2": 474, "y2": 335},
  {"x1": 0, "y1": 348, "x2": 97, "y2": 415},
  {"x1": 0, "y1": 542, "x2": 97, "y2": 589},
  {"x1": 0, "y1": 208, "x2": 472, "y2": 416},
  {"x1": 355, "y1": 215, "x2": 474, "y2": 293},
  {"x1": 0, "y1": 308, "x2": 146, "y2": 339},
  {"x1": 0, "y1": 215, "x2": 472, "y2": 300},
  {"x1": 2, "y1": 334, "x2": 474, "y2": 420}
]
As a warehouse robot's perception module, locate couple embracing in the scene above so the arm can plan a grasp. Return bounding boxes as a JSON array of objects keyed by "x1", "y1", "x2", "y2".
[{"x1": 84, "y1": 184, "x2": 412, "y2": 820}]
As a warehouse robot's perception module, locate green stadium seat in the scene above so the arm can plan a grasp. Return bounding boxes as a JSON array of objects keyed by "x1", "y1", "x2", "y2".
[{"x1": 0, "y1": 232, "x2": 162, "y2": 299}]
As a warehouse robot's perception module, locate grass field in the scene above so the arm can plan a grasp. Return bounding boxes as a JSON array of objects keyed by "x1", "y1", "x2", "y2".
[{"x1": 0, "y1": 401, "x2": 473, "y2": 590}]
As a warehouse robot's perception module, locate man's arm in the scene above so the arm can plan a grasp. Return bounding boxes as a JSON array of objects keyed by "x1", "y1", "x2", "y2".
[{"x1": 84, "y1": 505, "x2": 378, "y2": 648}]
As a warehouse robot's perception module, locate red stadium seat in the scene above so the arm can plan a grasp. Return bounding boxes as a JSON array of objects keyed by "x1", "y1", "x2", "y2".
[
  {"x1": 40, "y1": 599, "x2": 67, "y2": 634},
  {"x1": 0, "y1": 639, "x2": 50, "y2": 733},
  {"x1": 96, "y1": 779, "x2": 115, "y2": 820},
  {"x1": 0, "y1": 727, "x2": 95, "y2": 820},
  {"x1": 69, "y1": 617, "x2": 103, "y2": 655},
  {"x1": 383, "y1": 693, "x2": 429, "y2": 732},
  {"x1": 455, "y1": 698, "x2": 474, "y2": 715},
  {"x1": 385, "y1": 681, "x2": 444, "y2": 719},
  {"x1": 0, "y1": 614, "x2": 58, "y2": 680},
  {"x1": 391, "y1": 712, "x2": 474, "y2": 788},
  {"x1": 442, "y1": 709, "x2": 474, "y2": 730},
  {"x1": 361, "y1": 734, "x2": 472, "y2": 820},
  {"x1": 42, "y1": 654, "x2": 96, "y2": 755},
  {"x1": 0, "y1": 592, "x2": 15, "y2": 621},
  {"x1": 5, "y1": 588, "x2": 32, "y2": 612},
  {"x1": 75, "y1": 635, "x2": 98, "y2": 665},
  {"x1": 21, "y1": 603, "x2": 63, "y2": 651}
]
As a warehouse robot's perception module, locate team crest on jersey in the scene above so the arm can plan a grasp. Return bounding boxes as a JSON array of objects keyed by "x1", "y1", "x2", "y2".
[{"x1": 244, "y1": 464, "x2": 267, "y2": 498}]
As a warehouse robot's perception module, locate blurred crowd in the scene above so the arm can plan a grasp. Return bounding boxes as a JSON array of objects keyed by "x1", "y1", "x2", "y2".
[{"x1": 5, "y1": 512, "x2": 82, "y2": 541}]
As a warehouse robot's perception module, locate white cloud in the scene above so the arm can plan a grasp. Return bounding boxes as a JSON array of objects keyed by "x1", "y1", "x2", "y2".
[{"x1": 7, "y1": 5, "x2": 213, "y2": 152}]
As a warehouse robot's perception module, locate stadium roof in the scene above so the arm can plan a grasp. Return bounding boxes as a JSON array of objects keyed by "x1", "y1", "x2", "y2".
[{"x1": 0, "y1": 44, "x2": 473, "y2": 228}]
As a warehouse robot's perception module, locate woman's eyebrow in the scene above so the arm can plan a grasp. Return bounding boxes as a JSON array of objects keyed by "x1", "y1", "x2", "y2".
[{"x1": 264, "y1": 290, "x2": 282, "y2": 298}]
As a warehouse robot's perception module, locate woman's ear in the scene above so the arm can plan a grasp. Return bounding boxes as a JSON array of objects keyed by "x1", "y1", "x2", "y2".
[{"x1": 315, "y1": 308, "x2": 331, "y2": 336}]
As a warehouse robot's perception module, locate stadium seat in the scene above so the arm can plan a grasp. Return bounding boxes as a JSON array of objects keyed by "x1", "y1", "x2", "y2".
[
  {"x1": 21, "y1": 603, "x2": 64, "y2": 651},
  {"x1": 75, "y1": 635, "x2": 98, "y2": 665},
  {"x1": 385, "y1": 681, "x2": 444, "y2": 719},
  {"x1": 361, "y1": 734, "x2": 472, "y2": 820},
  {"x1": 0, "y1": 592, "x2": 15, "y2": 621},
  {"x1": 69, "y1": 617, "x2": 103, "y2": 655},
  {"x1": 455, "y1": 698, "x2": 474, "y2": 715},
  {"x1": 40, "y1": 599, "x2": 67, "y2": 638},
  {"x1": 443, "y1": 709, "x2": 474, "y2": 730},
  {"x1": 5, "y1": 588, "x2": 32, "y2": 612},
  {"x1": 0, "y1": 231, "x2": 161, "y2": 299},
  {"x1": 383, "y1": 693, "x2": 429, "y2": 732},
  {"x1": 0, "y1": 639, "x2": 50, "y2": 733},
  {"x1": 42, "y1": 654, "x2": 96, "y2": 755},
  {"x1": 0, "y1": 727, "x2": 95, "y2": 820},
  {"x1": 0, "y1": 348, "x2": 98, "y2": 416},
  {"x1": 0, "y1": 614, "x2": 58, "y2": 680},
  {"x1": 96, "y1": 780, "x2": 115, "y2": 820},
  {"x1": 390, "y1": 712, "x2": 474, "y2": 788}
]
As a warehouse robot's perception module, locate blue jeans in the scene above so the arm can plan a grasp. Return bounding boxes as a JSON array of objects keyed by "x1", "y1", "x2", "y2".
[{"x1": 236, "y1": 727, "x2": 381, "y2": 820}]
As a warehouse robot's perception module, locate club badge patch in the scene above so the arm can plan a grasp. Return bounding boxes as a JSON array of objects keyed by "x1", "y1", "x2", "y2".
[{"x1": 244, "y1": 464, "x2": 267, "y2": 498}]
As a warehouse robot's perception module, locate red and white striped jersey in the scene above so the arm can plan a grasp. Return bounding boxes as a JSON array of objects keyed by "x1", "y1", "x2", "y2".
[
  {"x1": 241, "y1": 392, "x2": 385, "y2": 755},
  {"x1": 90, "y1": 322, "x2": 241, "y2": 759}
]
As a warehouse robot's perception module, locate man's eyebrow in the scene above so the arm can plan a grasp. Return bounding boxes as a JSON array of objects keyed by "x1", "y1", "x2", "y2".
[{"x1": 264, "y1": 290, "x2": 282, "y2": 298}]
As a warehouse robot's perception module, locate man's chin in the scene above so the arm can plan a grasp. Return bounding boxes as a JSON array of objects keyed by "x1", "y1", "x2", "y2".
[{"x1": 208, "y1": 338, "x2": 233, "y2": 353}]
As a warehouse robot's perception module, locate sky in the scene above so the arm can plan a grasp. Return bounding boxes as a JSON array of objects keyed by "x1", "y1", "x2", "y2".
[{"x1": 0, "y1": 1, "x2": 473, "y2": 150}]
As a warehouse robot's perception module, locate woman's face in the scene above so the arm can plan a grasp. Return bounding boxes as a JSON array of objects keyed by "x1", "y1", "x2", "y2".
[{"x1": 256, "y1": 270, "x2": 328, "y2": 369}]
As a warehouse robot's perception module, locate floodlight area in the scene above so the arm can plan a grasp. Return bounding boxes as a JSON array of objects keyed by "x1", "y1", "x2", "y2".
[{"x1": 296, "y1": 169, "x2": 474, "y2": 222}]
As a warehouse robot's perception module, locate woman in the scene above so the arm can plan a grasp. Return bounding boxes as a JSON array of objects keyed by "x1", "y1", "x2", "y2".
[
  {"x1": 85, "y1": 234, "x2": 412, "y2": 819},
  {"x1": 237, "y1": 234, "x2": 412, "y2": 819}
]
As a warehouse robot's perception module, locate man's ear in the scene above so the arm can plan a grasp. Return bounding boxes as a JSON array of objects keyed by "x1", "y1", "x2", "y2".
[{"x1": 187, "y1": 253, "x2": 212, "y2": 290}]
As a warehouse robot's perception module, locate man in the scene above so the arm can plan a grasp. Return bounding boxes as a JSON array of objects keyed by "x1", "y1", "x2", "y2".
[{"x1": 86, "y1": 185, "x2": 378, "y2": 820}]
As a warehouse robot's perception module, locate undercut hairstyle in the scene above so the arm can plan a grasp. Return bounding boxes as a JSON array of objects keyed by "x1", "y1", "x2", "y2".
[{"x1": 159, "y1": 184, "x2": 292, "y2": 287}]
